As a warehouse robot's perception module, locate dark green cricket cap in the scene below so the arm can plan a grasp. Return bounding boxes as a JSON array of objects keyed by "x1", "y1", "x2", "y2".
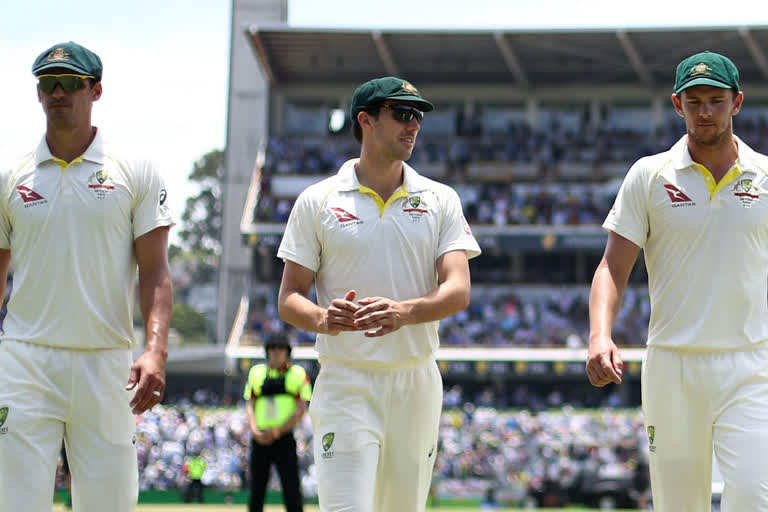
[
  {"x1": 674, "y1": 51, "x2": 739, "y2": 95},
  {"x1": 350, "y1": 76, "x2": 434, "y2": 122},
  {"x1": 32, "y1": 41, "x2": 103, "y2": 81}
]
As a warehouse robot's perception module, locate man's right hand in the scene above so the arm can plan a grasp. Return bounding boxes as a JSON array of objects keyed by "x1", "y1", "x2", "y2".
[
  {"x1": 324, "y1": 290, "x2": 361, "y2": 335},
  {"x1": 252, "y1": 429, "x2": 274, "y2": 446},
  {"x1": 586, "y1": 336, "x2": 624, "y2": 387}
]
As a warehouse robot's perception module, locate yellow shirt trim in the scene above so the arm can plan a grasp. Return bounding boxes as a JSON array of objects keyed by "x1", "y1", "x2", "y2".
[
  {"x1": 693, "y1": 162, "x2": 742, "y2": 199},
  {"x1": 51, "y1": 155, "x2": 84, "y2": 170},
  {"x1": 359, "y1": 184, "x2": 409, "y2": 217}
]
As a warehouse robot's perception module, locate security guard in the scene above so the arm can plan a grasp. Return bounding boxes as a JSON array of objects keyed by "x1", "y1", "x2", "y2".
[
  {"x1": 183, "y1": 453, "x2": 207, "y2": 503},
  {"x1": 244, "y1": 335, "x2": 312, "y2": 512}
]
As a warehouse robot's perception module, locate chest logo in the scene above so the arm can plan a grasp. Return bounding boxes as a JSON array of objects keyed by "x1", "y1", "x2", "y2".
[
  {"x1": 330, "y1": 207, "x2": 362, "y2": 225},
  {"x1": 17, "y1": 186, "x2": 47, "y2": 207},
  {"x1": 664, "y1": 184, "x2": 695, "y2": 207},
  {"x1": 403, "y1": 195, "x2": 428, "y2": 222},
  {"x1": 733, "y1": 178, "x2": 760, "y2": 207},
  {"x1": 87, "y1": 170, "x2": 116, "y2": 199}
]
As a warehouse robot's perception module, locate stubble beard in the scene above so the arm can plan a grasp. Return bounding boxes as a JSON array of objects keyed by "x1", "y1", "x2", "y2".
[
  {"x1": 46, "y1": 106, "x2": 77, "y2": 132},
  {"x1": 393, "y1": 137, "x2": 415, "y2": 162},
  {"x1": 688, "y1": 125, "x2": 731, "y2": 148},
  {"x1": 398, "y1": 147, "x2": 414, "y2": 161}
]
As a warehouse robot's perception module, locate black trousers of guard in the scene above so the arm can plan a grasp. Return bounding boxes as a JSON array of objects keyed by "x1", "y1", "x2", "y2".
[
  {"x1": 184, "y1": 479, "x2": 204, "y2": 503},
  {"x1": 249, "y1": 432, "x2": 303, "y2": 512}
]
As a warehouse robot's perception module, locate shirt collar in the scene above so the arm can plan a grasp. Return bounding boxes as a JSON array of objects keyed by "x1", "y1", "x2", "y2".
[
  {"x1": 336, "y1": 158, "x2": 431, "y2": 193},
  {"x1": 34, "y1": 128, "x2": 106, "y2": 166},
  {"x1": 671, "y1": 134, "x2": 759, "y2": 173}
]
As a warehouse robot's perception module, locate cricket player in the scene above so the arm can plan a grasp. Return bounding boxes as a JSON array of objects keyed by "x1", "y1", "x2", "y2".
[
  {"x1": 587, "y1": 51, "x2": 768, "y2": 510},
  {"x1": 0, "y1": 41, "x2": 173, "y2": 512},
  {"x1": 277, "y1": 76, "x2": 481, "y2": 512}
]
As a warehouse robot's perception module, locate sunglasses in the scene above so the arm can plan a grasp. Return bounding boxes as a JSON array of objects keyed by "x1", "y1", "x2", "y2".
[
  {"x1": 379, "y1": 104, "x2": 424, "y2": 125},
  {"x1": 37, "y1": 74, "x2": 94, "y2": 94}
]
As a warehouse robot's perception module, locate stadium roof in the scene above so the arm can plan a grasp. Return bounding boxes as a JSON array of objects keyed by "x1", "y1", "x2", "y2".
[{"x1": 246, "y1": 24, "x2": 768, "y2": 89}]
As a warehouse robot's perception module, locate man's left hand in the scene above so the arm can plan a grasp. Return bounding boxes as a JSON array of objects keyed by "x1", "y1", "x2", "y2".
[
  {"x1": 126, "y1": 349, "x2": 167, "y2": 415},
  {"x1": 353, "y1": 297, "x2": 410, "y2": 337}
]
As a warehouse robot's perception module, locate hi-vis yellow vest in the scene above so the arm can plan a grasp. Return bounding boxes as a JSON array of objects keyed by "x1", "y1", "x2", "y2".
[
  {"x1": 186, "y1": 456, "x2": 206, "y2": 480},
  {"x1": 243, "y1": 364, "x2": 312, "y2": 429}
]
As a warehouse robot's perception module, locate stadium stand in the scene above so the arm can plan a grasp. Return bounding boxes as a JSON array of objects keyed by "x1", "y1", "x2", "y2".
[
  {"x1": 88, "y1": 400, "x2": 651, "y2": 508},
  {"x1": 205, "y1": 13, "x2": 768, "y2": 507}
]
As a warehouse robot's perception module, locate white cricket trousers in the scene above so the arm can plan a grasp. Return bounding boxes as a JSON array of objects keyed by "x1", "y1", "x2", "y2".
[
  {"x1": 643, "y1": 343, "x2": 768, "y2": 511},
  {"x1": 0, "y1": 340, "x2": 138, "y2": 512},
  {"x1": 309, "y1": 358, "x2": 442, "y2": 512}
]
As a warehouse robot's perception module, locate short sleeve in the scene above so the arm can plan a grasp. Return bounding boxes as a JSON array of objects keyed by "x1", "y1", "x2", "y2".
[
  {"x1": 243, "y1": 366, "x2": 256, "y2": 400},
  {"x1": 602, "y1": 159, "x2": 650, "y2": 248},
  {"x1": 277, "y1": 190, "x2": 321, "y2": 271},
  {"x1": 132, "y1": 158, "x2": 174, "y2": 239},
  {"x1": 0, "y1": 169, "x2": 12, "y2": 249},
  {"x1": 437, "y1": 186, "x2": 481, "y2": 260},
  {"x1": 298, "y1": 368, "x2": 312, "y2": 401}
]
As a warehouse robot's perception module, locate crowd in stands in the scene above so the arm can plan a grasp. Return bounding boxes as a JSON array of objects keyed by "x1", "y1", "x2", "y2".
[
  {"x1": 262, "y1": 120, "x2": 673, "y2": 176},
  {"x1": 245, "y1": 286, "x2": 650, "y2": 349},
  {"x1": 256, "y1": 128, "x2": 624, "y2": 225},
  {"x1": 92, "y1": 389, "x2": 649, "y2": 507},
  {"x1": 264, "y1": 114, "x2": 768, "y2": 174},
  {"x1": 433, "y1": 402, "x2": 649, "y2": 507},
  {"x1": 253, "y1": 115, "x2": 768, "y2": 227},
  {"x1": 441, "y1": 286, "x2": 649, "y2": 348},
  {"x1": 255, "y1": 180, "x2": 619, "y2": 227}
]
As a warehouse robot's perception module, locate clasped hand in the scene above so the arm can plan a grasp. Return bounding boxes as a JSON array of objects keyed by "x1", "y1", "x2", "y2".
[{"x1": 324, "y1": 290, "x2": 408, "y2": 337}]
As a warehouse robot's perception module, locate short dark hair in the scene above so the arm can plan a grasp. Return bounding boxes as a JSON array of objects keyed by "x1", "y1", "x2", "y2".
[{"x1": 353, "y1": 107, "x2": 380, "y2": 144}]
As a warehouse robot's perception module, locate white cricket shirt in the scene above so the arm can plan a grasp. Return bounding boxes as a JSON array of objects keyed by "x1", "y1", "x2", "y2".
[
  {"x1": 278, "y1": 159, "x2": 481, "y2": 367},
  {"x1": 0, "y1": 130, "x2": 173, "y2": 349},
  {"x1": 604, "y1": 135, "x2": 768, "y2": 350}
]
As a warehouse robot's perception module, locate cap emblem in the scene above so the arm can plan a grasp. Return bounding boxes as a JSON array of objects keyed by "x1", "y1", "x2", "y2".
[
  {"x1": 46, "y1": 47, "x2": 71, "y2": 62},
  {"x1": 401, "y1": 81, "x2": 419, "y2": 95},
  {"x1": 689, "y1": 63, "x2": 712, "y2": 77}
]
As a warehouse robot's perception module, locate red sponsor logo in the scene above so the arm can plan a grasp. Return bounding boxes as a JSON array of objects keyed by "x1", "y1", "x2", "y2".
[
  {"x1": 330, "y1": 207, "x2": 360, "y2": 223},
  {"x1": 403, "y1": 208, "x2": 428, "y2": 213},
  {"x1": 663, "y1": 184, "x2": 693, "y2": 203},
  {"x1": 16, "y1": 186, "x2": 44, "y2": 203}
]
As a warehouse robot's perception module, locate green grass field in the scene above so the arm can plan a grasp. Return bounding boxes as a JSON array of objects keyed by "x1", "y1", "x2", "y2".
[{"x1": 52, "y1": 506, "x2": 641, "y2": 512}]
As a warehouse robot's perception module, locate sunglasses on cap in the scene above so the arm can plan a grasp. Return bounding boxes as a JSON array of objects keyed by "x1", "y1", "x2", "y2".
[
  {"x1": 37, "y1": 74, "x2": 94, "y2": 94},
  {"x1": 379, "y1": 104, "x2": 424, "y2": 125}
]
